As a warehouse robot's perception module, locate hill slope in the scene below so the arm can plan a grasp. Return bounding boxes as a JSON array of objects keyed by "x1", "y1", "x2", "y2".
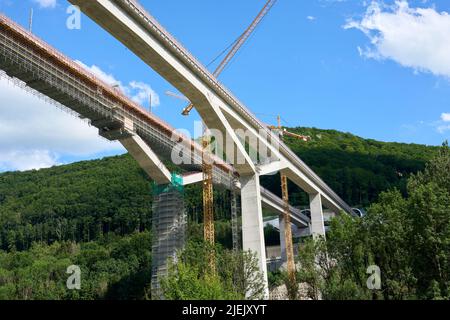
[
  {"x1": 263, "y1": 127, "x2": 438, "y2": 206},
  {"x1": 0, "y1": 127, "x2": 439, "y2": 252},
  {"x1": 0, "y1": 127, "x2": 441, "y2": 299}
]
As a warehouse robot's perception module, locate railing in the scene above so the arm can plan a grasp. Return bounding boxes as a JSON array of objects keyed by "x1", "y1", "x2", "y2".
[
  {"x1": 0, "y1": 13, "x2": 236, "y2": 176},
  {"x1": 0, "y1": 14, "x2": 308, "y2": 221},
  {"x1": 260, "y1": 188, "x2": 310, "y2": 224},
  {"x1": 117, "y1": 0, "x2": 352, "y2": 213}
]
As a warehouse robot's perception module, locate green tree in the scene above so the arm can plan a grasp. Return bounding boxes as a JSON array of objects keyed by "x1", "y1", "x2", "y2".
[
  {"x1": 159, "y1": 241, "x2": 265, "y2": 300},
  {"x1": 295, "y1": 142, "x2": 450, "y2": 300}
]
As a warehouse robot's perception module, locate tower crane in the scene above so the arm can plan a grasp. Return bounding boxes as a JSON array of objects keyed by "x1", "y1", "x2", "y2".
[
  {"x1": 165, "y1": 1, "x2": 278, "y2": 269},
  {"x1": 268, "y1": 115, "x2": 310, "y2": 293},
  {"x1": 202, "y1": 1, "x2": 277, "y2": 270},
  {"x1": 268, "y1": 115, "x2": 311, "y2": 141},
  {"x1": 181, "y1": 0, "x2": 277, "y2": 116}
]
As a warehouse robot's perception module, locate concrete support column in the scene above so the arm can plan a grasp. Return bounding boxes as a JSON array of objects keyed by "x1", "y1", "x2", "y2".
[
  {"x1": 120, "y1": 135, "x2": 172, "y2": 185},
  {"x1": 278, "y1": 214, "x2": 287, "y2": 265},
  {"x1": 309, "y1": 192, "x2": 326, "y2": 239},
  {"x1": 240, "y1": 174, "x2": 269, "y2": 299},
  {"x1": 151, "y1": 184, "x2": 186, "y2": 299}
]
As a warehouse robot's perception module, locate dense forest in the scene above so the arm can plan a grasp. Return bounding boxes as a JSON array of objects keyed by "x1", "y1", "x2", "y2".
[
  {"x1": 0, "y1": 127, "x2": 441, "y2": 299},
  {"x1": 295, "y1": 143, "x2": 450, "y2": 300},
  {"x1": 263, "y1": 127, "x2": 438, "y2": 207}
]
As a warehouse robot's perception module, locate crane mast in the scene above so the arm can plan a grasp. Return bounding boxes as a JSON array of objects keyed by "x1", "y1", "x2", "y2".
[
  {"x1": 269, "y1": 115, "x2": 311, "y2": 295},
  {"x1": 202, "y1": 126, "x2": 215, "y2": 272},
  {"x1": 212, "y1": 0, "x2": 277, "y2": 77},
  {"x1": 196, "y1": 0, "x2": 277, "y2": 272},
  {"x1": 281, "y1": 174, "x2": 296, "y2": 286}
]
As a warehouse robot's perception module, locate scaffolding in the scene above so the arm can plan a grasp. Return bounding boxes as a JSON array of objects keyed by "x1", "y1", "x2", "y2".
[
  {"x1": 0, "y1": 13, "x2": 340, "y2": 297},
  {"x1": 0, "y1": 14, "x2": 234, "y2": 186},
  {"x1": 151, "y1": 180, "x2": 186, "y2": 298},
  {"x1": 0, "y1": 14, "x2": 312, "y2": 230},
  {"x1": 230, "y1": 175, "x2": 241, "y2": 252}
]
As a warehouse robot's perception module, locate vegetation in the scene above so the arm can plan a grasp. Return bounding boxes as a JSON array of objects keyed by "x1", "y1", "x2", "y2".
[
  {"x1": 0, "y1": 155, "x2": 153, "y2": 251},
  {"x1": 263, "y1": 127, "x2": 438, "y2": 207},
  {"x1": 0, "y1": 127, "x2": 444, "y2": 300},
  {"x1": 296, "y1": 143, "x2": 450, "y2": 300},
  {"x1": 160, "y1": 241, "x2": 266, "y2": 300},
  {"x1": 0, "y1": 232, "x2": 152, "y2": 300}
]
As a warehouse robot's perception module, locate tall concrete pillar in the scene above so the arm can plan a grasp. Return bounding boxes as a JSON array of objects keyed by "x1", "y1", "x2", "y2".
[
  {"x1": 240, "y1": 174, "x2": 269, "y2": 299},
  {"x1": 309, "y1": 192, "x2": 326, "y2": 239},
  {"x1": 151, "y1": 183, "x2": 186, "y2": 299},
  {"x1": 278, "y1": 214, "x2": 287, "y2": 265}
]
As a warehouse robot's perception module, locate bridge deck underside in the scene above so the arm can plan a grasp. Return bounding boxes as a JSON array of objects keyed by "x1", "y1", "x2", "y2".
[
  {"x1": 66, "y1": 0, "x2": 352, "y2": 215},
  {"x1": 0, "y1": 20, "x2": 310, "y2": 227}
]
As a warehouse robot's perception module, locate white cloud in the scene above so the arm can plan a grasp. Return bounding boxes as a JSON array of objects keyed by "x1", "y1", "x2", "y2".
[
  {"x1": 433, "y1": 113, "x2": 450, "y2": 133},
  {"x1": 33, "y1": 0, "x2": 57, "y2": 9},
  {"x1": 0, "y1": 77, "x2": 124, "y2": 171},
  {"x1": 129, "y1": 81, "x2": 160, "y2": 106},
  {"x1": 441, "y1": 113, "x2": 450, "y2": 122},
  {"x1": 437, "y1": 125, "x2": 450, "y2": 134},
  {"x1": 75, "y1": 61, "x2": 160, "y2": 107},
  {"x1": 307, "y1": 16, "x2": 316, "y2": 21},
  {"x1": 0, "y1": 61, "x2": 161, "y2": 172},
  {"x1": 345, "y1": 1, "x2": 450, "y2": 78},
  {"x1": 76, "y1": 62, "x2": 118, "y2": 86},
  {"x1": 0, "y1": 150, "x2": 57, "y2": 171}
]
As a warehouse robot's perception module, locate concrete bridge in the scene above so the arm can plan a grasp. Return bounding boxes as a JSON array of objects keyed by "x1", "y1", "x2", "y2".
[{"x1": 0, "y1": 1, "x2": 351, "y2": 299}]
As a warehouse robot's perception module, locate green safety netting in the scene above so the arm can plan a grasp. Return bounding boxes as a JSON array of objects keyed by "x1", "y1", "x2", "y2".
[{"x1": 152, "y1": 173, "x2": 184, "y2": 195}]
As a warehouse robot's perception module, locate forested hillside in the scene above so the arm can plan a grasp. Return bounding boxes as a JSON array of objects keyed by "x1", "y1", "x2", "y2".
[
  {"x1": 0, "y1": 127, "x2": 440, "y2": 299},
  {"x1": 0, "y1": 155, "x2": 153, "y2": 251},
  {"x1": 265, "y1": 127, "x2": 438, "y2": 206},
  {"x1": 297, "y1": 143, "x2": 450, "y2": 300}
]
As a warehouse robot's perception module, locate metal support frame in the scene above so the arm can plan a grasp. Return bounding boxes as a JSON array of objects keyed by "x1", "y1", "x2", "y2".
[
  {"x1": 151, "y1": 183, "x2": 186, "y2": 299},
  {"x1": 281, "y1": 174, "x2": 296, "y2": 285},
  {"x1": 202, "y1": 127, "x2": 216, "y2": 272},
  {"x1": 230, "y1": 175, "x2": 240, "y2": 252}
]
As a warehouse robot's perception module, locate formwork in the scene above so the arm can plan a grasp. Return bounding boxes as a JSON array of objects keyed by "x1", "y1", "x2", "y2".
[
  {"x1": 151, "y1": 180, "x2": 186, "y2": 298},
  {"x1": 0, "y1": 15, "x2": 312, "y2": 227}
]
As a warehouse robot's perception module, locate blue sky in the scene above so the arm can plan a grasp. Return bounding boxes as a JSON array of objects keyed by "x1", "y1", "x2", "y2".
[{"x1": 0, "y1": 0, "x2": 449, "y2": 171}]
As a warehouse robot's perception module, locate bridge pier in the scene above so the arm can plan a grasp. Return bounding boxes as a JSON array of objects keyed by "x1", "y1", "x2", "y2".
[
  {"x1": 151, "y1": 181, "x2": 186, "y2": 299},
  {"x1": 240, "y1": 174, "x2": 269, "y2": 299},
  {"x1": 0, "y1": 8, "x2": 353, "y2": 301},
  {"x1": 309, "y1": 192, "x2": 326, "y2": 239},
  {"x1": 278, "y1": 214, "x2": 287, "y2": 265},
  {"x1": 116, "y1": 133, "x2": 187, "y2": 298}
]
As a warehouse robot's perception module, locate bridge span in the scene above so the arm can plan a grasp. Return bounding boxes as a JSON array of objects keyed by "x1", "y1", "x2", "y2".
[
  {"x1": 0, "y1": 13, "x2": 310, "y2": 226},
  {"x1": 1, "y1": 1, "x2": 351, "y2": 298}
]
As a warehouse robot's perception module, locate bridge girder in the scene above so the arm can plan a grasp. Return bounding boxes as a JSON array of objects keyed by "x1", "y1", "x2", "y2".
[{"x1": 67, "y1": 0, "x2": 351, "y2": 216}]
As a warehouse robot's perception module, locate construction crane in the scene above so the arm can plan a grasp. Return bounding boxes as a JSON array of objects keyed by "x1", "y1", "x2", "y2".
[
  {"x1": 201, "y1": 0, "x2": 277, "y2": 272},
  {"x1": 29, "y1": 8, "x2": 33, "y2": 33},
  {"x1": 202, "y1": 125, "x2": 215, "y2": 272},
  {"x1": 268, "y1": 115, "x2": 311, "y2": 141},
  {"x1": 166, "y1": 1, "x2": 277, "y2": 269},
  {"x1": 181, "y1": 0, "x2": 277, "y2": 116},
  {"x1": 269, "y1": 115, "x2": 310, "y2": 293},
  {"x1": 165, "y1": 90, "x2": 189, "y2": 102},
  {"x1": 200, "y1": 0, "x2": 277, "y2": 269}
]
